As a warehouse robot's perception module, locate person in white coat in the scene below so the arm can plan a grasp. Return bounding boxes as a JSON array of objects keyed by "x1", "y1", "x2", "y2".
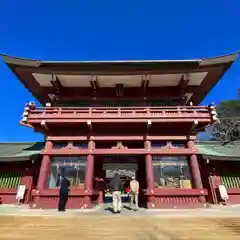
[{"x1": 130, "y1": 176, "x2": 139, "y2": 210}]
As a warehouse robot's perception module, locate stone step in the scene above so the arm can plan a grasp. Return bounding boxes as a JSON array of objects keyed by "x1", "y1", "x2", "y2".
[{"x1": 0, "y1": 204, "x2": 30, "y2": 209}]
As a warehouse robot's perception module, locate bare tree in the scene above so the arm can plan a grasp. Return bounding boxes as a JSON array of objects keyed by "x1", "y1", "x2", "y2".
[{"x1": 206, "y1": 90, "x2": 240, "y2": 144}]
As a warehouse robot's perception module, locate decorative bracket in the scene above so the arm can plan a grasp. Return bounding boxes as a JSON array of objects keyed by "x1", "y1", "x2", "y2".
[{"x1": 111, "y1": 141, "x2": 128, "y2": 149}]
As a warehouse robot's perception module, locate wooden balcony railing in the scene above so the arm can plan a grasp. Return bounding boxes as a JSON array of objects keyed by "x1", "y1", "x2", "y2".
[{"x1": 21, "y1": 105, "x2": 216, "y2": 124}]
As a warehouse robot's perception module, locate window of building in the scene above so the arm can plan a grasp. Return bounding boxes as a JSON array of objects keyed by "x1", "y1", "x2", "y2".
[
  {"x1": 48, "y1": 157, "x2": 87, "y2": 189},
  {"x1": 220, "y1": 173, "x2": 240, "y2": 188},
  {"x1": 153, "y1": 156, "x2": 192, "y2": 188}
]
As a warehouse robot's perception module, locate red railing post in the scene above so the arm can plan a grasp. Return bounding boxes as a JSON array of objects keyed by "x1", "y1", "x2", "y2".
[{"x1": 27, "y1": 105, "x2": 213, "y2": 124}]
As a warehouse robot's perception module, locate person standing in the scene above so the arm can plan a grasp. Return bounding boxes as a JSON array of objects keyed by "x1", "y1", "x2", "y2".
[
  {"x1": 58, "y1": 175, "x2": 70, "y2": 212},
  {"x1": 110, "y1": 172, "x2": 122, "y2": 214},
  {"x1": 130, "y1": 176, "x2": 139, "y2": 210}
]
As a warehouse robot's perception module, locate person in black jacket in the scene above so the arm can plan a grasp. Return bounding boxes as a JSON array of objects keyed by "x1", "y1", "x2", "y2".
[
  {"x1": 58, "y1": 175, "x2": 70, "y2": 212},
  {"x1": 110, "y1": 172, "x2": 122, "y2": 213}
]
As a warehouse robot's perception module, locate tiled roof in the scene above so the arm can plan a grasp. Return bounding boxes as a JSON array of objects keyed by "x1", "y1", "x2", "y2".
[
  {"x1": 196, "y1": 141, "x2": 240, "y2": 160},
  {"x1": 0, "y1": 142, "x2": 44, "y2": 161},
  {"x1": 0, "y1": 141, "x2": 239, "y2": 161}
]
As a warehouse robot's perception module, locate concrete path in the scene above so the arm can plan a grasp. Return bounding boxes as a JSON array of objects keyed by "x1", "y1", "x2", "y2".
[{"x1": 1, "y1": 203, "x2": 240, "y2": 218}]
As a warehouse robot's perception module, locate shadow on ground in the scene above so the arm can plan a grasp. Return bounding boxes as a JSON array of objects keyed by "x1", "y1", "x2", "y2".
[{"x1": 104, "y1": 205, "x2": 138, "y2": 214}]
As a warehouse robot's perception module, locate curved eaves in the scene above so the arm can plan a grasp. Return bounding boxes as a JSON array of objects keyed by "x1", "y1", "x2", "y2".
[{"x1": 1, "y1": 52, "x2": 238, "y2": 68}]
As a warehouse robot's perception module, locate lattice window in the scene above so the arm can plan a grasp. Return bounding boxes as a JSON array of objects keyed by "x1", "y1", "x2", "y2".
[
  {"x1": 220, "y1": 174, "x2": 240, "y2": 188},
  {"x1": 146, "y1": 100, "x2": 179, "y2": 106},
  {"x1": 103, "y1": 101, "x2": 140, "y2": 107},
  {"x1": 55, "y1": 101, "x2": 91, "y2": 107},
  {"x1": 0, "y1": 171, "x2": 22, "y2": 188}
]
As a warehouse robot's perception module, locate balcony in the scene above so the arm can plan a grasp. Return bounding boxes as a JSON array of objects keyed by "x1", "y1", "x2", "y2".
[{"x1": 21, "y1": 104, "x2": 216, "y2": 125}]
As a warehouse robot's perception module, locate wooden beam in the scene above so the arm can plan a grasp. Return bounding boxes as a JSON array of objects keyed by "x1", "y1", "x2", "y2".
[
  {"x1": 45, "y1": 86, "x2": 199, "y2": 97},
  {"x1": 41, "y1": 120, "x2": 49, "y2": 131},
  {"x1": 46, "y1": 135, "x2": 196, "y2": 141},
  {"x1": 28, "y1": 118, "x2": 212, "y2": 124},
  {"x1": 179, "y1": 74, "x2": 190, "y2": 104},
  {"x1": 87, "y1": 120, "x2": 92, "y2": 130},
  {"x1": 50, "y1": 75, "x2": 63, "y2": 93},
  {"x1": 190, "y1": 119, "x2": 198, "y2": 132},
  {"x1": 147, "y1": 120, "x2": 152, "y2": 130},
  {"x1": 141, "y1": 75, "x2": 149, "y2": 92},
  {"x1": 116, "y1": 84, "x2": 124, "y2": 97},
  {"x1": 56, "y1": 95, "x2": 181, "y2": 102},
  {"x1": 44, "y1": 147, "x2": 199, "y2": 155},
  {"x1": 90, "y1": 75, "x2": 99, "y2": 90},
  {"x1": 180, "y1": 95, "x2": 187, "y2": 105},
  {"x1": 20, "y1": 121, "x2": 34, "y2": 129},
  {"x1": 178, "y1": 74, "x2": 190, "y2": 91}
]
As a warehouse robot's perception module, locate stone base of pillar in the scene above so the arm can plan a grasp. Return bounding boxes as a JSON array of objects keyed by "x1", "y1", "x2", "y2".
[
  {"x1": 199, "y1": 195, "x2": 206, "y2": 203},
  {"x1": 31, "y1": 196, "x2": 93, "y2": 209},
  {"x1": 83, "y1": 196, "x2": 92, "y2": 209},
  {"x1": 146, "y1": 196, "x2": 156, "y2": 209},
  {"x1": 98, "y1": 191, "x2": 104, "y2": 204}
]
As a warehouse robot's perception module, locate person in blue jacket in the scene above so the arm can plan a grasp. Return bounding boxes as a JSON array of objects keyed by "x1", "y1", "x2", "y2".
[{"x1": 58, "y1": 175, "x2": 70, "y2": 211}]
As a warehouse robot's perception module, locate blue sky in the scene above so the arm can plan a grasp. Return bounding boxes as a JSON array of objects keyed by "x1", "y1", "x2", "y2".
[{"x1": 0, "y1": 0, "x2": 239, "y2": 142}]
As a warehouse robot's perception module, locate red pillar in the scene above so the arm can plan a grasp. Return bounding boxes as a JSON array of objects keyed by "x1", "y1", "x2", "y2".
[
  {"x1": 84, "y1": 155, "x2": 94, "y2": 191},
  {"x1": 187, "y1": 141, "x2": 205, "y2": 203},
  {"x1": 37, "y1": 141, "x2": 53, "y2": 190},
  {"x1": 84, "y1": 141, "x2": 95, "y2": 208},
  {"x1": 94, "y1": 159, "x2": 104, "y2": 204},
  {"x1": 145, "y1": 140, "x2": 155, "y2": 208},
  {"x1": 145, "y1": 154, "x2": 155, "y2": 192}
]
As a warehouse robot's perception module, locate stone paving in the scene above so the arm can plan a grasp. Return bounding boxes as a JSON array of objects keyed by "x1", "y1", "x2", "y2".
[
  {"x1": 1, "y1": 203, "x2": 240, "y2": 217},
  {"x1": 0, "y1": 204, "x2": 240, "y2": 239},
  {"x1": 0, "y1": 215, "x2": 240, "y2": 239}
]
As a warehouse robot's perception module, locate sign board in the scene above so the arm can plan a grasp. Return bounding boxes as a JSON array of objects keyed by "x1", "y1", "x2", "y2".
[
  {"x1": 106, "y1": 169, "x2": 135, "y2": 178},
  {"x1": 103, "y1": 163, "x2": 138, "y2": 170},
  {"x1": 218, "y1": 185, "x2": 228, "y2": 200},
  {"x1": 103, "y1": 157, "x2": 138, "y2": 163},
  {"x1": 152, "y1": 162, "x2": 187, "y2": 166},
  {"x1": 16, "y1": 185, "x2": 26, "y2": 200}
]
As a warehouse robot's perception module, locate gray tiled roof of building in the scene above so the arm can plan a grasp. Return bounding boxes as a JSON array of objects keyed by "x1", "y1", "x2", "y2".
[
  {"x1": 196, "y1": 140, "x2": 240, "y2": 160},
  {"x1": 0, "y1": 141, "x2": 239, "y2": 161},
  {"x1": 0, "y1": 142, "x2": 44, "y2": 161}
]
